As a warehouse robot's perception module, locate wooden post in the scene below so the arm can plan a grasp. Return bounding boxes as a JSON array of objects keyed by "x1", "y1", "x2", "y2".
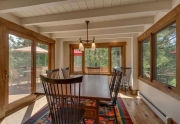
[{"x1": 0, "y1": 25, "x2": 6, "y2": 119}]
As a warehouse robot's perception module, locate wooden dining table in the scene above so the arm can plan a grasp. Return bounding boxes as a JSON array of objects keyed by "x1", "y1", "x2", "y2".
[{"x1": 35, "y1": 75, "x2": 111, "y2": 124}]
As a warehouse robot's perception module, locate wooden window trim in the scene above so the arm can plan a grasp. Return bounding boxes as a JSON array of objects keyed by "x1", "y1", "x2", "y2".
[
  {"x1": 69, "y1": 42, "x2": 126, "y2": 75},
  {"x1": 138, "y1": 4, "x2": 180, "y2": 100}
]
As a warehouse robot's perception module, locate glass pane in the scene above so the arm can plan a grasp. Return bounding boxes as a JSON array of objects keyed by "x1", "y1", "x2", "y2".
[
  {"x1": 9, "y1": 34, "x2": 32, "y2": 103},
  {"x1": 74, "y1": 49, "x2": 82, "y2": 72},
  {"x1": 154, "y1": 22, "x2": 176, "y2": 87},
  {"x1": 36, "y1": 43, "x2": 48, "y2": 92},
  {"x1": 85, "y1": 48, "x2": 108, "y2": 73},
  {"x1": 141, "y1": 38, "x2": 150, "y2": 78},
  {"x1": 111, "y1": 47, "x2": 122, "y2": 72}
]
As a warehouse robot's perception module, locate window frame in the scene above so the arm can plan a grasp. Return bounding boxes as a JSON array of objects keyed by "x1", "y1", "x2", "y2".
[
  {"x1": 139, "y1": 37, "x2": 151, "y2": 81},
  {"x1": 69, "y1": 42, "x2": 126, "y2": 75},
  {"x1": 138, "y1": 4, "x2": 180, "y2": 100}
]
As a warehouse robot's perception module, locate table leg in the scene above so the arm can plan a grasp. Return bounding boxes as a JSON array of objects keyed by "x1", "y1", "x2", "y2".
[{"x1": 96, "y1": 100, "x2": 99, "y2": 124}]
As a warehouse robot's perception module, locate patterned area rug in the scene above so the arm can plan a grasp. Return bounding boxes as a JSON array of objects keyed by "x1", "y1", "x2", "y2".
[{"x1": 24, "y1": 97, "x2": 133, "y2": 124}]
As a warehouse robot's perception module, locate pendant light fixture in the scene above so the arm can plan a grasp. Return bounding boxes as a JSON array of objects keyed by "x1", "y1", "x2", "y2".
[{"x1": 79, "y1": 21, "x2": 95, "y2": 51}]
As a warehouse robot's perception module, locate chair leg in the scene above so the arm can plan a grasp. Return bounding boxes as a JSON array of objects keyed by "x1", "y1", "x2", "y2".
[
  {"x1": 83, "y1": 118, "x2": 86, "y2": 124},
  {"x1": 113, "y1": 106, "x2": 118, "y2": 124}
]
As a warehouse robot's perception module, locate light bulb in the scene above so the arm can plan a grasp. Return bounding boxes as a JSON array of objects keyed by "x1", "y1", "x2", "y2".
[
  {"x1": 79, "y1": 43, "x2": 84, "y2": 51},
  {"x1": 91, "y1": 42, "x2": 96, "y2": 51}
]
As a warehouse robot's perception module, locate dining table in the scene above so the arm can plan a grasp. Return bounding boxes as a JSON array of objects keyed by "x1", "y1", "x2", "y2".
[{"x1": 35, "y1": 75, "x2": 111, "y2": 124}]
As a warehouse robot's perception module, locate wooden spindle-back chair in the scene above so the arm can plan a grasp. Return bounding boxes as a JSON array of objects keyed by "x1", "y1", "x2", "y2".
[
  {"x1": 61, "y1": 67, "x2": 70, "y2": 79},
  {"x1": 99, "y1": 70, "x2": 122, "y2": 124},
  {"x1": 40, "y1": 75, "x2": 85, "y2": 124},
  {"x1": 120, "y1": 67, "x2": 132, "y2": 91},
  {"x1": 46, "y1": 68, "x2": 60, "y2": 79},
  {"x1": 109, "y1": 68, "x2": 118, "y2": 95}
]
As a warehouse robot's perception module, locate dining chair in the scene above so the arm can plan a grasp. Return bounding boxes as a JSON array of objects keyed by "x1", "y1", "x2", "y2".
[
  {"x1": 61, "y1": 67, "x2": 70, "y2": 79},
  {"x1": 46, "y1": 68, "x2": 60, "y2": 79},
  {"x1": 40, "y1": 75, "x2": 85, "y2": 124},
  {"x1": 120, "y1": 67, "x2": 132, "y2": 91},
  {"x1": 99, "y1": 70, "x2": 122, "y2": 124},
  {"x1": 109, "y1": 68, "x2": 118, "y2": 95}
]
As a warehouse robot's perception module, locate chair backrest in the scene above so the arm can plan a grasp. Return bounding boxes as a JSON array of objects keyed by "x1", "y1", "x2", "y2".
[
  {"x1": 111, "y1": 70, "x2": 122, "y2": 105},
  {"x1": 109, "y1": 68, "x2": 118, "y2": 94},
  {"x1": 87, "y1": 67, "x2": 100, "y2": 75},
  {"x1": 61, "y1": 67, "x2": 70, "y2": 79},
  {"x1": 40, "y1": 75, "x2": 83, "y2": 124},
  {"x1": 120, "y1": 67, "x2": 132, "y2": 84},
  {"x1": 46, "y1": 68, "x2": 60, "y2": 79}
]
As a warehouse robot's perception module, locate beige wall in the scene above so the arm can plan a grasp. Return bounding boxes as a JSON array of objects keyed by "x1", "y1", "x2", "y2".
[{"x1": 138, "y1": 1, "x2": 180, "y2": 123}]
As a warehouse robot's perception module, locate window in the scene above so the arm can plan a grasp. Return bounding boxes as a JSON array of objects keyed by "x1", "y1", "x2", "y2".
[
  {"x1": 85, "y1": 48, "x2": 108, "y2": 73},
  {"x1": 74, "y1": 49, "x2": 82, "y2": 72},
  {"x1": 111, "y1": 47, "x2": 122, "y2": 72},
  {"x1": 36, "y1": 43, "x2": 49, "y2": 92},
  {"x1": 140, "y1": 38, "x2": 150, "y2": 78},
  {"x1": 9, "y1": 34, "x2": 33, "y2": 103},
  {"x1": 138, "y1": 6, "x2": 180, "y2": 98},
  {"x1": 70, "y1": 42, "x2": 126, "y2": 75},
  {"x1": 154, "y1": 22, "x2": 176, "y2": 87}
]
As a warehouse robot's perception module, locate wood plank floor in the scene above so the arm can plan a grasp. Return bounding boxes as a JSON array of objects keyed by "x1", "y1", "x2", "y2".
[
  {"x1": 120, "y1": 90, "x2": 164, "y2": 124},
  {"x1": 0, "y1": 90, "x2": 164, "y2": 124}
]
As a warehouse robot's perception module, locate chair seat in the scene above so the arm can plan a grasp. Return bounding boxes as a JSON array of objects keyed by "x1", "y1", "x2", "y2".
[
  {"x1": 80, "y1": 99, "x2": 96, "y2": 107},
  {"x1": 53, "y1": 107, "x2": 85, "y2": 124}
]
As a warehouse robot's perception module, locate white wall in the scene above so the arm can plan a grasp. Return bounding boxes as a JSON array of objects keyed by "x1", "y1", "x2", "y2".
[{"x1": 138, "y1": 1, "x2": 180, "y2": 123}]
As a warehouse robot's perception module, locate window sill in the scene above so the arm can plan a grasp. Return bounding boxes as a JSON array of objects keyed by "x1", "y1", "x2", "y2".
[{"x1": 138, "y1": 77, "x2": 180, "y2": 101}]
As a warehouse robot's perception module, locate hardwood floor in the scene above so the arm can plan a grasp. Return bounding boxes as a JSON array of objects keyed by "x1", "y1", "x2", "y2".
[
  {"x1": 0, "y1": 90, "x2": 164, "y2": 124},
  {"x1": 120, "y1": 90, "x2": 164, "y2": 124}
]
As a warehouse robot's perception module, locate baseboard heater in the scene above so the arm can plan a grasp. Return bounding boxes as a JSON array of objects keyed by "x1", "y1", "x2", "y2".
[{"x1": 138, "y1": 91, "x2": 172, "y2": 124}]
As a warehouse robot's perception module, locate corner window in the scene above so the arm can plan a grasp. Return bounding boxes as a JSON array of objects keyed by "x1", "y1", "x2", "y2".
[{"x1": 154, "y1": 22, "x2": 176, "y2": 87}]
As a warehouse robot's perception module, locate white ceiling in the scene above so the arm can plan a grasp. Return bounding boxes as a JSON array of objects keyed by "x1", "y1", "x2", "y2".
[{"x1": 0, "y1": 0, "x2": 172, "y2": 41}]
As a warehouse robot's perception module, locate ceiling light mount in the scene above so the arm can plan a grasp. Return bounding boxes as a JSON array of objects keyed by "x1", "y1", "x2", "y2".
[{"x1": 79, "y1": 21, "x2": 95, "y2": 51}]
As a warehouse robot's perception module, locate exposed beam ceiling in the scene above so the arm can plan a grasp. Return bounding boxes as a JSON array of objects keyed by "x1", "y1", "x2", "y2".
[
  {"x1": 51, "y1": 26, "x2": 144, "y2": 38},
  {"x1": 21, "y1": 0, "x2": 170, "y2": 26},
  {"x1": 63, "y1": 38, "x2": 132, "y2": 42},
  {"x1": 62, "y1": 33, "x2": 133, "y2": 41},
  {"x1": 40, "y1": 17, "x2": 152, "y2": 33},
  {"x1": 0, "y1": 0, "x2": 92, "y2": 14}
]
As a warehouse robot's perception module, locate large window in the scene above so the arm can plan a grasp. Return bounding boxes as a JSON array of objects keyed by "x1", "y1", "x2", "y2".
[
  {"x1": 138, "y1": 6, "x2": 180, "y2": 98},
  {"x1": 85, "y1": 48, "x2": 108, "y2": 73},
  {"x1": 70, "y1": 42, "x2": 126, "y2": 75},
  {"x1": 154, "y1": 22, "x2": 176, "y2": 87},
  {"x1": 9, "y1": 34, "x2": 32, "y2": 103},
  {"x1": 140, "y1": 38, "x2": 150, "y2": 79}
]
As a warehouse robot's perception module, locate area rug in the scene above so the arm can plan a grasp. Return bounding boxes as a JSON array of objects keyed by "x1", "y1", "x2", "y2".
[{"x1": 24, "y1": 97, "x2": 133, "y2": 124}]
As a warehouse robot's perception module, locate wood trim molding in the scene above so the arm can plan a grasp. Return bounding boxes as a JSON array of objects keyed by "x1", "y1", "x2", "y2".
[
  {"x1": 69, "y1": 42, "x2": 126, "y2": 48},
  {"x1": 138, "y1": 4, "x2": 180, "y2": 41},
  {"x1": 0, "y1": 17, "x2": 55, "y2": 44},
  {"x1": 138, "y1": 77, "x2": 180, "y2": 101}
]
